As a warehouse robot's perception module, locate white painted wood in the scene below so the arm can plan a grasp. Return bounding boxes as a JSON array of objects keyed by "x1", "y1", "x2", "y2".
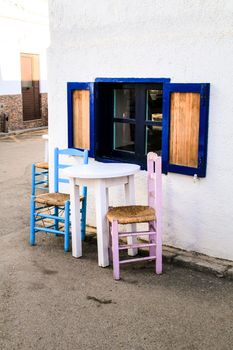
[
  {"x1": 95, "y1": 180, "x2": 109, "y2": 267},
  {"x1": 64, "y1": 162, "x2": 140, "y2": 266},
  {"x1": 125, "y1": 175, "x2": 138, "y2": 256},
  {"x1": 104, "y1": 176, "x2": 129, "y2": 188},
  {"x1": 69, "y1": 178, "x2": 82, "y2": 258},
  {"x1": 64, "y1": 163, "x2": 140, "y2": 179},
  {"x1": 74, "y1": 176, "x2": 129, "y2": 188}
]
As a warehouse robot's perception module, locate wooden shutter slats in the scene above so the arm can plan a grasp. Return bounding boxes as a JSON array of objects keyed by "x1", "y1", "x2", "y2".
[
  {"x1": 162, "y1": 83, "x2": 209, "y2": 177},
  {"x1": 169, "y1": 92, "x2": 200, "y2": 168},
  {"x1": 72, "y1": 90, "x2": 90, "y2": 150}
]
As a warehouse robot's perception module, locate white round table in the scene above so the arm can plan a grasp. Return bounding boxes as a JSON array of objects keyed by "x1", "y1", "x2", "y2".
[{"x1": 64, "y1": 162, "x2": 140, "y2": 267}]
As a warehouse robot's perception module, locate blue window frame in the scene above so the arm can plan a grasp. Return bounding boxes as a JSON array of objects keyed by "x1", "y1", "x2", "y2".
[
  {"x1": 94, "y1": 78, "x2": 170, "y2": 169},
  {"x1": 162, "y1": 83, "x2": 210, "y2": 177},
  {"x1": 67, "y1": 82, "x2": 95, "y2": 157},
  {"x1": 67, "y1": 79, "x2": 210, "y2": 177}
]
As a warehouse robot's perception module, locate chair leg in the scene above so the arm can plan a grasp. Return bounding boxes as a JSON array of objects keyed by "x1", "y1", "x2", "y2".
[
  {"x1": 149, "y1": 221, "x2": 156, "y2": 257},
  {"x1": 31, "y1": 164, "x2": 36, "y2": 196},
  {"x1": 54, "y1": 206, "x2": 59, "y2": 234},
  {"x1": 112, "y1": 220, "x2": 120, "y2": 280},
  {"x1": 108, "y1": 222, "x2": 113, "y2": 263},
  {"x1": 155, "y1": 220, "x2": 162, "y2": 274},
  {"x1": 30, "y1": 196, "x2": 36, "y2": 246},
  {"x1": 64, "y1": 201, "x2": 70, "y2": 252},
  {"x1": 81, "y1": 198, "x2": 87, "y2": 241}
]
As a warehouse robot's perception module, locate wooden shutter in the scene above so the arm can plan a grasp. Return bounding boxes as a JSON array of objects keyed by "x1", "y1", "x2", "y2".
[
  {"x1": 67, "y1": 83, "x2": 95, "y2": 157},
  {"x1": 162, "y1": 83, "x2": 210, "y2": 177},
  {"x1": 72, "y1": 90, "x2": 90, "y2": 149}
]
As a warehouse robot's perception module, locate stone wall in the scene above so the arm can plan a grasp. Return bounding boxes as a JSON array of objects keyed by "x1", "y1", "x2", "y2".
[{"x1": 0, "y1": 93, "x2": 48, "y2": 132}]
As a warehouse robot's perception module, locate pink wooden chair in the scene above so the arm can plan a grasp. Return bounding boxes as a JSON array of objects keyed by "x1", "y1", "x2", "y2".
[{"x1": 107, "y1": 152, "x2": 162, "y2": 280}]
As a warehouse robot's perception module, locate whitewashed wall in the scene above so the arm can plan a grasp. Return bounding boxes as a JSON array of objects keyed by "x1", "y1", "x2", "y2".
[
  {"x1": 47, "y1": 0, "x2": 233, "y2": 261},
  {"x1": 0, "y1": 0, "x2": 49, "y2": 95}
]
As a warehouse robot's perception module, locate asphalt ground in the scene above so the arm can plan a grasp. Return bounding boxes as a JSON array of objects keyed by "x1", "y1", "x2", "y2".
[{"x1": 0, "y1": 131, "x2": 233, "y2": 350}]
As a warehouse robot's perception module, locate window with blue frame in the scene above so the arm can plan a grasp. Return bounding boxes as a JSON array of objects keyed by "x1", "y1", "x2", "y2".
[
  {"x1": 67, "y1": 79, "x2": 210, "y2": 177},
  {"x1": 95, "y1": 82, "x2": 164, "y2": 168}
]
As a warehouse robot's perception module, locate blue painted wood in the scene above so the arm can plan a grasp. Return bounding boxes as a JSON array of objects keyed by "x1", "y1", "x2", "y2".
[
  {"x1": 162, "y1": 83, "x2": 210, "y2": 177},
  {"x1": 58, "y1": 164, "x2": 70, "y2": 169},
  {"x1": 67, "y1": 82, "x2": 95, "y2": 157},
  {"x1": 64, "y1": 200, "x2": 70, "y2": 252},
  {"x1": 34, "y1": 226, "x2": 63, "y2": 235},
  {"x1": 30, "y1": 195, "x2": 36, "y2": 245},
  {"x1": 31, "y1": 164, "x2": 36, "y2": 195},
  {"x1": 199, "y1": 84, "x2": 210, "y2": 177},
  {"x1": 35, "y1": 171, "x2": 48, "y2": 175},
  {"x1": 83, "y1": 149, "x2": 88, "y2": 164},
  {"x1": 81, "y1": 149, "x2": 88, "y2": 239},
  {"x1": 54, "y1": 206, "x2": 59, "y2": 232},
  {"x1": 54, "y1": 147, "x2": 59, "y2": 192},
  {"x1": 161, "y1": 83, "x2": 170, "y2": 174},
  {"x1": 59, "y1": 178, "x2": 69, "y2": 184},
  {"x1": 35, "y1": 180, "x2": 48, "y2": 185},
  {"x1": 31, "y1": 164, "x2": 49, "y2": 195},
  {"x1": 95, "y1": 78, "x2": 170, "y2": 83},
  {"x1": 81, "y1": 195, "x2": 87, "y2": 240},
  {"x1": 36, "y1": 212, "x2": 65, "y2": 222},
  {"x1": 30, "y1": 146, "x2": 89, "y2": 251},
  {"x1": 59, "y1": 148, "x2": 86, "y2": 156}
]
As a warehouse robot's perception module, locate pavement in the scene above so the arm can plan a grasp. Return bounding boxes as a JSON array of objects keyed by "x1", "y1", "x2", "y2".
[{"x1": 0, "y1": 130, "x2": 233, "y2": 350}]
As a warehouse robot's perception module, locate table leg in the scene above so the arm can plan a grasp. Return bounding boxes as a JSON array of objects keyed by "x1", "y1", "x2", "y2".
[
  {"x1": 69, "y1": 178, "x2": 82, "y2": 258},
  {"x1": 95, "y1": 180, "x2": 109, "y2": 267},
  {"x1": 125, "y1": 175, "x2": 138, "y2": 256}
]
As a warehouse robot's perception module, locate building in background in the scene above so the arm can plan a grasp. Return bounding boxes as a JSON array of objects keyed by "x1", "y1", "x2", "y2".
[
  {"x1": 47, "y1": 0, "x2": 233, "y2": 262},
  {"x1": 0, "y1": 0, "x2": 49, "y2": 132}
]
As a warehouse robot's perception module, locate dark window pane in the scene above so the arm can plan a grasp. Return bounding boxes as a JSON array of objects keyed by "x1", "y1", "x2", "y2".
[
  {"x1": 146, "y1": 89, "x2": 163, "y2": 122},
  {"x1": 114, "y1": 89, "x2": 135, "y2": 119},
  {"x1": 145, "y1": 125, "x2": 162, "y2": 155},
  {"x1": 114, "y1": 122, "x2": 135, "y2": 152}
]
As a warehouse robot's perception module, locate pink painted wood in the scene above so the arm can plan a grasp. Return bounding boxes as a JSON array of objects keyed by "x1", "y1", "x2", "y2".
[{"x1": 108, "y1": 152, "x2": 162, "y2": 280}]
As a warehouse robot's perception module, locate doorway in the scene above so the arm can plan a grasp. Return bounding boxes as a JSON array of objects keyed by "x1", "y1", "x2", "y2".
[{"x1": 20, "y1": 53, "x2": 40, "y2": 121}]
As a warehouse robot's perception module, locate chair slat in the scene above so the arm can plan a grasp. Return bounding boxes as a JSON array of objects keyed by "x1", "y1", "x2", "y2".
[
  {"x1": 58, "y1": 164, "x2": 70, "y2": 169},
  {"x1": 118, "y1": 243, "x2": 156, "y2": 250},
  {"x1": 118, "y1": 230, "x2": 156, "y2": 237},
  {"x1": 120, "y1": 256, "x2": 156, "y2": 264},
  {"x1": 58, "y1": 178, "x2": 69, "y2": 184}
]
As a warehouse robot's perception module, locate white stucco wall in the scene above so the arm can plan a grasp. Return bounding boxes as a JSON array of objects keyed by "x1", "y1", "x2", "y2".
[
  {"x1": 0, "y1": 0, "x2": 49, "y2": 95},
  {"x1": 47, "y1": 0, "x2": 233, "y2": 261}
]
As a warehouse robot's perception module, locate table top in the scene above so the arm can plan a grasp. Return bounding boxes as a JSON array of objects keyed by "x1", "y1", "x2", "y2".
[{"x1": 64, "y1": 162, "x2": 140, "y2": 179}]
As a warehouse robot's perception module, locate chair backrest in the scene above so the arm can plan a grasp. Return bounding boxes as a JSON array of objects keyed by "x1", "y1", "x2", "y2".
[
  {"x1": 147, "y1": 152, "x2": 162, "y2": 220},
  {"x1": 54, "y1": 147, "x2": 88, "y2": 193}
]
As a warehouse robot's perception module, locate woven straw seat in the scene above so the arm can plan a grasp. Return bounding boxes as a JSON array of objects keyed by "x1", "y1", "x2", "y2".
[
  {"x1": 35, "y1": 162, "x2": 49, "y2": 169},
  {"x1": 107, "y1": 205, "x2": 155, "y2": 224},
  {"x1": 35, "y1": 192, "x2": 84, "y2": 206}
]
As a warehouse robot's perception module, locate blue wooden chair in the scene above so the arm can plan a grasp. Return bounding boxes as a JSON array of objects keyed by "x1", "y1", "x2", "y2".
[
  {"x1": 31, "y1": 162, "x2": 49, "y2": 195},
  {"x1": 30, "y1": 147, "x2": 88, "y2": 251}
]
